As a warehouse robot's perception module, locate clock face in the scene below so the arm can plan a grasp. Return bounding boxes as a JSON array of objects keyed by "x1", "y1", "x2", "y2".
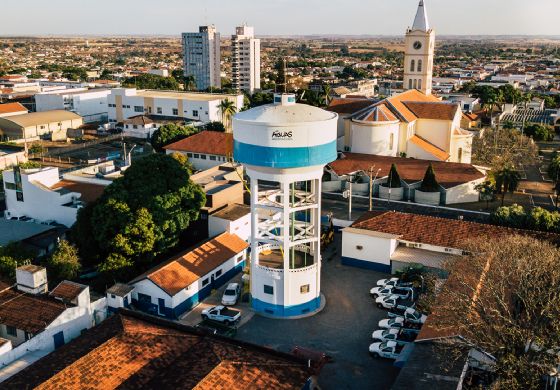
[{"x1": 413, "y1": 41, "x2": 422, "y2": 50}]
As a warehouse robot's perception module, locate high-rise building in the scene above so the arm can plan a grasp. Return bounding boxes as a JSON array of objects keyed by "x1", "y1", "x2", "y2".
[
  {"x1": 182, "y1": 25, "x2": 221, "y2": 91},
  {"x1": 403, "y1": 0, "x2": 435, "y2": 95},
  {"x1": 231, "y1": 24, "x2": 261, "y2": 94}
]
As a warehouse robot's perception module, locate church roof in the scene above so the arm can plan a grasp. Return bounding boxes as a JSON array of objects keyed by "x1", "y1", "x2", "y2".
[
  {"x1": 409, "y1": 135, "x2": 450, "y2": 161},
  {"x1": 412, "y1": 0, "x2": 430, "y2": 32},
  {"x1": 352, "y1": 103, "x2": 398, "y2": 123},
  {"x1": 402, "y1": 101, "x2": 459, "y2": 121}
]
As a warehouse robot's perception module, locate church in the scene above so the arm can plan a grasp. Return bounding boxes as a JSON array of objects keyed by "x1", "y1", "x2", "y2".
[{"x1": 328, "y1": 0, "x2": 473, "y2": 164}]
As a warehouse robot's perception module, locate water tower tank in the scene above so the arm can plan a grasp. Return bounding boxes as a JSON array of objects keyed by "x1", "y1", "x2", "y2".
[{"x1": 233, "y1": 93, "x2": 338, "y2": 318}]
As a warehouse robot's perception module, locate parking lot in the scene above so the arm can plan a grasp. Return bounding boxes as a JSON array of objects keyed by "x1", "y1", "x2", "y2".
[{"x1": 180, "y1": 233, "x2": 402, "y2": 389}]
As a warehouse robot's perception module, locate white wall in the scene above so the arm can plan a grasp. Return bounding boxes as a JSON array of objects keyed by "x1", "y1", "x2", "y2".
[
  {"x1": 165, "y1": 149, "x2": 227, "y2": 171},
  {"x1": 351, "y1": 121, "x2": 399, "y2": 156},
  {"x1": 252, "y1": 266, "x2": 285, "y2": 306},
  {"x1": 208, "y1": 213, "x2": 251, "y2": 241},
  {"x1": 445, "y1": 178, "x2": 485, "y2": 204},
  {"x1": 414, "y1": 119, "x2": 450, "y2": 152},
  {"x1": 341, "y1": 229, "x2": 397, "y2": 267}
]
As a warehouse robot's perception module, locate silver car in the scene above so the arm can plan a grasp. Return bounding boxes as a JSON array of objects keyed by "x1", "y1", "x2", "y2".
[{"x1": 221, "y1": 283, "x2": 241, "y2": 306}]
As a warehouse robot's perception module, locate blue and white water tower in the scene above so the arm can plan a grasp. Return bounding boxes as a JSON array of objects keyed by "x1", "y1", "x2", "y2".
[{"x1": 233, "y1": 93, "x2": 338, "y2": 317}]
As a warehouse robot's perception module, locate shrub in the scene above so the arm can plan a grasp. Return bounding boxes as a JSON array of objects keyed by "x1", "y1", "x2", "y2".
[
  {"x1": 383, "y1": 164, "x2": 402, "y2": 188},
  {"x1": 419, "y1": 163, "x2": 440, "y2": 192}
]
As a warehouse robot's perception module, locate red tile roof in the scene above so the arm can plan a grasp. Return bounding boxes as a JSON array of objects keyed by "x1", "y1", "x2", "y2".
[
  {"x1": 408, "y1": 135, "x2": 450, "y2": 161},
  {"x1": 402, "y1": 101, "x2": 459, "y2": 121},
  {"x1": 0, "y1": 287, "x2": 68, "y2": 334},
  {"x1": 351, "y1": 211, "x2": 560, "y2": 250},
  {"x1": 386, "y1": 89, "x2": 441, "y2": 123},
  {"x1": 50, "y1": 281, "x2": 87, "y2": 302},
  {"x1": 352, "y1": 103, "x2": 398, "y2": 122},
  {"x1": 3, "y1": 310, "x2": 313, "y2": 389},
  {"x1": 131, "y1": 232, "x2": 249, "y2": 296},
  {"x1": 326, "y1": 97, "x2": 375, "y2": 114},
  {"x1": 328, "y1": 153, "x2": 484, "y2": 188},
  {"x1": 163, "y1": 130, "x2": 233, "y2": 156},
  {"x1": 50, "y1": 180, "x2": 106, "y2": 204},
  {"x1": 0, "y1": 102, "x2": 27, "y2": 115}
]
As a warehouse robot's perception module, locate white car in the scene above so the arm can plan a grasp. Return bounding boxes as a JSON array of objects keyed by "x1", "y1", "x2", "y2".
[
  {"x1": 372, "y1": 328, "x2": 417, "y2": 344},
  {"x1": 372, "y1": 328, "x2": 399, "y2": 340},
  {"x1": 378, "y1": 316, "x2": 405, "y2": 330},
  {"x1": 369, "y1": 340, "x2": 404, "y2": 359},
  {"x1": 376, "y1": 277, "x2": 399, "y2": 287},
  {"x1": 369, "y1": 286, "x2": 394, "y2": 299},
  {"x1": 221, "y1": 283, "x2": 240, "y2": 306}
]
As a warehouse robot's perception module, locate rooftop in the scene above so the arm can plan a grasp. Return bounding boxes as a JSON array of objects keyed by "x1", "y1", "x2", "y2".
[
  {"x1": 328, "y1": 153, "x2": 484, "y2": 188},
  {"x1": 0, "y1": 102, "x2": 27, "y2": 115},
  {"x1": 130, "y1": 232, "x2": 249, "y2": 296},
  {"x1": 0, "y1": 219, "x2": 55, "y2": 247},
  {"x1": 50, "y1": 281, "x2": 88, "y2": 302},
  {"x1": 0, "y1": 110, "x2": 82, "y2": 128},
  {"x1": 50, "y1": 180, "x2": 106, "y2": 204},
  {"x1": 2, "y1": 310, "x2": 312, "y2": 389},
  {"x1": 135, "y1": 89, "x2": 240, "y2": 102},
  {"x1": 164, "y1": 130, "x2": 233, "y2": 156},
  {"x1": 106, "y1": 283, "x2": 134, "y2": 297},
  {"x1": 327, "y1": 97, "x2": 376, "y2": 115},
  {"x1": 408, "y1": 135, "x2": 450, "y2": 161},
  {"x1": 211, "y1": 203, "x2": 250, "y2": 222}
]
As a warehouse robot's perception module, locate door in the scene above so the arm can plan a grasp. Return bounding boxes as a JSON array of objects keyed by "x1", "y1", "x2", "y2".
[
  {"x1": 158, "y1": 298, "x2": 166, "y2": 316},
  {"x1": 123, "y1": 295, "x2": 129, "y2": 308},
  {"x1": 53, "y1": 331, "x2": 64, "y2": 349}
]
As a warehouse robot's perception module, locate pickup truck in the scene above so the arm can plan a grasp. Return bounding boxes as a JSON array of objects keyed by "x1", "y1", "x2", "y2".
[
  {"x1": 201, "y1": 305, "x2": 241, "y2": 325},
  {"x1": 370, "y1": 286, "x2": 413, "y2": 300},
  {"x1": 376, "y1": 277, "x2": 413, "y2": 288},
  {"x1": 388, "y1": 307, "x2": 427, "y2": 324},
  {"x1": 369, "y1": 340, "x2": 405, "y2": 359},
  {"x1": 375, "y1": 295, "x2": 415, "y2": 310},
  {"x1": 378, "y1": 316, "x2": 422, "y2": 331},
  {"x1": 371, "y1": 328, "x2": 417, "y2": 345}
]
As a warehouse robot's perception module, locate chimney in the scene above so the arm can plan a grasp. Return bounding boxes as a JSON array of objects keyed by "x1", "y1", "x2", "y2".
[{"x1": 16, "y1": 265, "x2": 48, "y2": 295}]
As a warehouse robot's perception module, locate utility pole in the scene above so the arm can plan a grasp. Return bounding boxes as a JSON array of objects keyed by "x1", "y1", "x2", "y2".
[
  {"x1": 369, "y1": 166, "x2": 381, "y2": 212},
  {"x1": 348, "y1": 179, "x2": 353, "y2": 220}
]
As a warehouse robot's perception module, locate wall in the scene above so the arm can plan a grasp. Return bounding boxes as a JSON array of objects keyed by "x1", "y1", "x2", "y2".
[
  {"x1": 445, "y1": 178, "x2": 485, "y2": 204},
  {"x1": 0, "y1": 151, "x2": 26, "y2": 171},
  {"x1": 350, "y1": 121, "x2": 399, "y2": 156},
  {"x1": 208, "y1": 214, "x2": 251, "y2": 241},
  {"x1": 0, "y1": 325, "x2": 26, "y2": 347},
  {"x1": 414, "y1": 118, "x2": 451, "y2": 152},
  {"x1": 165, "y1": 149, "x2": 226, "y2": 171},
  {"x1": 341, "y1": 229, "x2": 397, "y2": 272}
]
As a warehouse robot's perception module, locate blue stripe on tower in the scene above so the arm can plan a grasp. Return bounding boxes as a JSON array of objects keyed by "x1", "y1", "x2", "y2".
[{"x1": 234, "y1": 140, "x2": 337, "y2": 168}]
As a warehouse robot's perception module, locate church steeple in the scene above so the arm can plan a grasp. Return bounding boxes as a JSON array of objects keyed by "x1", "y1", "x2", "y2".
[
  {"x1": 412, "y1": 0, "x2": 430, "y2": 32},
  {"x1": 404, "y1": 0, "x2": 435, "y2": 95}
]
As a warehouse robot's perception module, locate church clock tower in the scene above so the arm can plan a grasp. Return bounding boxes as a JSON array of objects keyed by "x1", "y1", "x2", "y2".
[{"x1": 404, "y1": 0, "x2": 435, "y2": 95}]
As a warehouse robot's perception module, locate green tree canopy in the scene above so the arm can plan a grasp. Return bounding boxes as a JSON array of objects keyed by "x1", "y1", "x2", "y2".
[
  {"x1": 384, "y1": 164, "x2": 402, "y2": 188},
  {"x1": 150, "y1": 123, "x2": 198, "y2": 152},
  {"x1": 494, "y1": 165, "x2": 521, "y2": 206},
  {"x1": 72, "y1": 154, "x2": 206, "y2": 274},
  {"x1": 0, "y1": 242, "x2": 35, "y2": 280},
  {"x1": 123, "y1": 73, "x2": 179, "y2": 90},
  {"x1": 419, "y1": 163, "x2": 440, "y2": 192},
  {"x1": 524, "y1": 123, "x2": 555, "y2": 141},
  {"x1": 46, "y1": 240, "x2": 81, "y2": 282}
]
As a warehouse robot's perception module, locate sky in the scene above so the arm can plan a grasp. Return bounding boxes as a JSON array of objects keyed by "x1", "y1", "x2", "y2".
[{"x1": 1, "y1": 0, "x2": 559, "y2": 37}]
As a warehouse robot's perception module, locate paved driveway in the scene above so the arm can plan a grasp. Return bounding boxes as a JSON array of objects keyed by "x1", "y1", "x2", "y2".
[{"x1": 235, "y1": 234, "x2": 400, "y2": 390}]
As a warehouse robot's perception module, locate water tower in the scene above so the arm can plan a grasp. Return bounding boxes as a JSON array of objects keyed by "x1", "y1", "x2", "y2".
[{"x1": 233, "y1": 93, "x2": 338, "y2": 317}]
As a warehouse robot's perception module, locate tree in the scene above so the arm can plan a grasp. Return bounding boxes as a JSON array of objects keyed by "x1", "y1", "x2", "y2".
[
  {"x1": 203, "y1": 121, "x2": 225, "y2": 132},
  {"x1": 218, "y1": 99, "x2": 237, "y2": 132},
  {"x1": 474, "y1": 180, "x2": 496, "y2": 210},
  {"x1": 322, "y1": 84, "x2": 332, "y2": 107},
  {"x1": 184, "y1": 75, "x2": 196, "y2": 91},
  {"x1": 72, "y1": 154, "x2": 205, "y2": 274},
  {"x1": 491, "y1": 204, "x2": 528, "y2": 228},
  {"x1": 122, "y1": 73, "x2": 179, "y2": 90},
  {"x1": 524, "y1": 123, "x2": 554, "y2": 141},
  {"x1": 0, "y1": 242, "x2": 34, "y2": 280},
  {"x1": 436, "y1": 235, "x2": 560, "y2": 389},
  {"x1": 419, "y1": 163, "x2": 440, "y2": 192},
  {"x1": 384, "y1": 164, "x2": 402, "y2": 188},
  {"x1": 494, "y1": 165, "x2": 521, "y2": 206},
  {"x1": 549, "y1": 152, "x2": 560, "y2": 184},
  {"x1": 472, "y1": 127, "x2": 538, "y2": 169},
  {"x1": 150, "y1": 123, "x2": 198, "y2": 152},
  {"x1": 46, "y1": 240, "x2": 80, "y2": 281}
]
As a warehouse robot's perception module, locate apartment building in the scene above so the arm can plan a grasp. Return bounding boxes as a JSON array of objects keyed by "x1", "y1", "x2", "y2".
[
  {"x1": 231, "y1": 24, "x2": 261, "y2": 93},
  {"x1": 35, "y1": 89, "x2": 110, "y2": 123},
  {"x1": 182, "y1": 25, "x2": 221, "y2": 91}
]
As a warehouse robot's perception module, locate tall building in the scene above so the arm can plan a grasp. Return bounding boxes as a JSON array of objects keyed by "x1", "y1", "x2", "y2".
[
  {"x1": 182, "y1": 25, "x2": 221, "y2": 91},
  {"x1": 231, "y1": 24, "x2": 261, "y2": 93},
  {"x1": 403, "y1": 0, "x2": 435, "y2": 96}
]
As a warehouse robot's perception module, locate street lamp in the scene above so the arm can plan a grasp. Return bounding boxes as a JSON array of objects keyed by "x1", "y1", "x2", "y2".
[
  {"x1": 369, "y1": 166, "x2": 381, "y2": 212},
  {"x1": 343, "y1": 174, "x2": 356, "y2": 221}
]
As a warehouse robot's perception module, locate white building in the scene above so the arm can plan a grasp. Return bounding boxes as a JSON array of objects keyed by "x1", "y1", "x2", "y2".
[
  {"x1": 2, "y1": 166, "x2": 106, "y2": 227},
  {"x1": 341, "y1": 211, "x2": 517, "y2": 273},
  {"x1": 231, "y1": 24, "x2": 261, "y2": 94},
  {"x1": 0, "y1": 266, "x2": 106, "y2": 378},
  {"x1": 182, "y1": 25, "x2": 221, "y2": 91},
  {"x1": 107, "y1": 88, "x2": 243, "y2": 124},
  {"x1": 233, "y1": 93, "x2": 338, "y2": 318},
  {"x1": 208, "y1": 203, "x2": 251, "y2": 241},
  {"x1": 122, "y1": 115, "x2": 158, "y2": 139},
  {"x1": 129, "y1": 232, "x2": 248, "y2": 319},
  {"x1": 163, "y1": 130, "x2": 232, "y2": 171},
  {"x1": 35, "y1": 89, "x2": 110, "y2": 123}
]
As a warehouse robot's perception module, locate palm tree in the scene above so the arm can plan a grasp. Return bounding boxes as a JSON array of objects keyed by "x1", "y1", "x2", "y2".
[
  {"x1": 494, "y1": 165, "x2": 521, "y2": 206},
  {"x1": 322, "y1": 84, "x2": 332, "y2": 107},
  {"x1": 218, "y1": 99, "x2": 237, "y2": 133},
  {"x1": 184, "y1": 75, "x2": 196, "y2": 91}
]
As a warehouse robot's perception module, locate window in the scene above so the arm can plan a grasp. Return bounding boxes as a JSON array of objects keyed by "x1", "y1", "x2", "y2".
[
  {"x1": 458, "y1": 147, "x2": 463, "y2": 162},
  {"x1": 410, "y1": 60, "x2": 415, "y2": 72},
  {"x1": 4, "y1": 182, "x2": 16, "y2": 190},
  {"x1": 133, "y1": 125, "x2": 138, "y2": 129},
  {"x1": 413, "y1": 79, "x2": 418, "y2": 89},
  {"x1": 202, "y1": 278, "x2": 209, "y2": 287},
  {"x1": 264, "y1": 285, "x2": 274, "y2": 295},
  {"x1": 6, "y1": 325, "x2": 17, "y2": 337},
  {"x1": 236, "y1": 254, "x2": 244, "y2": 264},
  {"x1": 172, "y1": 108, "x2": 179, "y2": 116},
  {"x1": 192, "y1": 110, "x2": 199, "y2": 117},
  {"x1": 356, "y1": 245, "x2": 363, "y2": 250},
  {"x1": 408, "y1": 79, "x2": 413, "y2": 89},
  {"x1": 389, "y1": 133, "x2": 394, "y2": 151},
  {"x1": 215, "y1": 269, "x2": 222, "y2": 278},
  {"x1": 187, "y1": 153, "x2": 193, "y2": 158},
  {"x1": 200, "y1": 154, "x2": 207, "y2": 160},
  {"x1": 137, "y1": 293, "x2": 151, "y2": 303},
  {"x1": 193, "y1": 154, "x2": 200, "y2": 159},
  {"x1": 300, "y1": 284, "x2": 310, "y2": 294},
  {"x1": 111, "y1": 294, "x2": 116, "y2": 299},
  {"x1": 209, "y1": 155, "x2": 216, "y2": 161},
  {"x1": 418, "y1": 79, "x2": 422, "y2": 90},
  {"x1": 134, "y1": 106, "x2": 143, "y2": 112},
  {"x1": 417, "y1": 59, "x2": 422, "y2": 72},
  {"x1": 40, "y1": 125, "x2": 45, "y2": 129},
  {"x1": 157, "y1": 107, "x2": 162, "y2": 114}
]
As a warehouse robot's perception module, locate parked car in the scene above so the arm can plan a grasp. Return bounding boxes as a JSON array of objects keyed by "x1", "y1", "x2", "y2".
[
  {"x1": 371, "y1": 328, "x2": 417, "y2": 344},
  {"x1": 378, "y1": 316, "x2": 422, "y2": 331},
  {"x1": 376, "y1": 277, "x2": 413, "y2": 288},
  {"x1": 371, "y1": 286, "x2": 414, "y2": 300},
  {"x1": 201, "y1": 305, "x2": 241, "y2": 325},
  {"x1": 388, "y1": 307, "x2": 427, "y2": 324},
  {"x1": 221, "y1": 283, "x2": 241, "y2": 306},
  {"x1": 369, "y1": 340, "x2": 405, "y2": 359},
  {"x1": 375, "y1": 295, "x2": 415, "y2": 310},
  {"x1": 369, "y1": 285, "x2": 394, "y2": 299}
]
